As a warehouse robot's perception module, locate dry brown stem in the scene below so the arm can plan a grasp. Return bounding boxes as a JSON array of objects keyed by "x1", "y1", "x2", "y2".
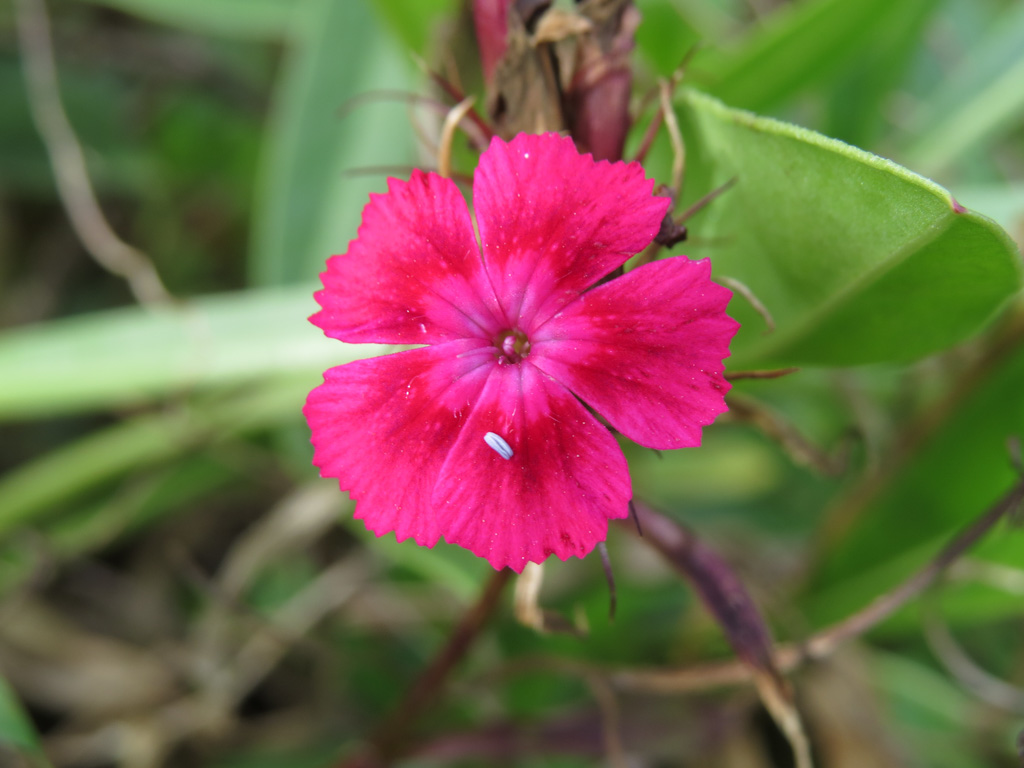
[{"x1": 14, "y1": 0, "x2": 171, "y2": 306}]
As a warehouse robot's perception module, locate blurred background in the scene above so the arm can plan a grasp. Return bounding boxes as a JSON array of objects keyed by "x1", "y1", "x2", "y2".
[{"x1": 1, "y1": 0, "x2": 1024, "y2": 766}]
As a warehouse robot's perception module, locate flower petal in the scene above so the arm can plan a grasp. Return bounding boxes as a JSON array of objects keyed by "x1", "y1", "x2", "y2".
[
  {"x1": 531, "y1": 257, "x2": 738, "y2": 450},
  {"x1": 312, "y1": 170, "x2": 504, "y2": 345},
  {"x1": 473, "y1": 133, "x2": 670, "y2": 330},
  {"x1": 431, "y1": 362, "x2": 631, "y2": 572},
  {"x1": 304, "y1": 340, "x2": 493, "y2": 545}
]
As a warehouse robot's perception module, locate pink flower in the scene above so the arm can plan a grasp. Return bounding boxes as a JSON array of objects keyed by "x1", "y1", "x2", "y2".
[{"x1": 304, "y1": 133, "x2": 738, "y2": 573}]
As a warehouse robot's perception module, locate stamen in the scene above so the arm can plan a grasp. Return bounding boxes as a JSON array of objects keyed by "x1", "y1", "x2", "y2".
[
  {"x1": 495, "y1": 328, "x2": 531, "y2": 363},
  {"x1": 502, "y1": 335, "x2": 517, "y2": 358},
  {"x1": 484, "y1": 431, "x2": 514, "y2": 460}
]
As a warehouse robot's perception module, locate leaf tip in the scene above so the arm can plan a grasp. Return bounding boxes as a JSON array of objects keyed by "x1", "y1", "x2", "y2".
[{"x1": 950, "y1": 196, "x2": 967, "y2": 214}]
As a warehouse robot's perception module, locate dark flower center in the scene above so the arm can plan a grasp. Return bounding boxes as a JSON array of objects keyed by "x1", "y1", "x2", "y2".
[{"x1": 496, "y1": 329, "x2": 531, "y2": 363}]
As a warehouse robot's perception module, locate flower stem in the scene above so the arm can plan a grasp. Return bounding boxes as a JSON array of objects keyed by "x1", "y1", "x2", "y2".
[{"x1": 340, "y1": 568, "x2": 513, "y2": 767}]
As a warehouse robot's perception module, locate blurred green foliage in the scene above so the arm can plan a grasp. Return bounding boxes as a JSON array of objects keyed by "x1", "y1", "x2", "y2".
[{"x1": 1, "y1": 0, "x2": 1024, "y2": 765}]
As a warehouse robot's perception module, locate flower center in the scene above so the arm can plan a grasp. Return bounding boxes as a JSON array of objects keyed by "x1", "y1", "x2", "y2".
[{"x1": 496, "y1": 329, "x2": 531, "y2": 363}]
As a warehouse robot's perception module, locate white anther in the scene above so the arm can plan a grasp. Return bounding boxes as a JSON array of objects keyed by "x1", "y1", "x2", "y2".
[{"x1": 484, "y1": 432, "x2": 513, "y2": 460}]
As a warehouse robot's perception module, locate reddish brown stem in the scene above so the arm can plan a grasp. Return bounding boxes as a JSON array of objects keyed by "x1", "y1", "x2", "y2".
[
  {"x1": 426, "y1": 69, "x2": 494, "y2": 149},
  {"x1": 339, "y1": 568, "x2": 513, "y2": 767},
  {"x1": 632, "y1": 106, "x2": 663, "y2": 165},
  {"x1": 677, "y1": 177, "x2": 737, "y2": 223}
]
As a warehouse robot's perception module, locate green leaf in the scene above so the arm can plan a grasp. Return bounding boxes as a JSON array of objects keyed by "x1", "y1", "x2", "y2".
[
  {"x1": 0, "y1": 675, "x2": 49, "y2": 768},
  {"x1": 676, "y1": 88, "x2": 1023, "y2": 367},
  {"x1": 954, "y1": 183, "x2": 1024, "y2": 246},
  {"x1": 82, "y1": 0, "x2": 298, "y2": 40},
  {"x1": 0, "y1": 286, "x2": 387, "y2": 419},
  {"x1": 695, "y1": 0, "x2": 940, "y2": 114},
  {"x1": 251, "y1": 0, "x2": 416, "y2": 285}
]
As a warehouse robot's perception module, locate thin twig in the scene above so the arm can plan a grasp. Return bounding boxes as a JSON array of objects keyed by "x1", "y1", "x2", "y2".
[
  {"x1": 753, "y1": 673, "x2": 815, "y2": 768},
  {"x1": 627, "y1": 499, "x2": 643, "y2": 536},
  {"x1": 43, "y1": 554, "x2": 371, "y2": 767},
  {"x1": 344, "y1": 568, "x2": 513, "y2": 767},
  {"x1": 677, "y1": 176, "x2": 737, "y2": 223},
  {"x1": 218, "y1": 557, "x2": 370, "y2": 709},
  {"x1": 720, "y1": 275, "x2": 774, "y2": 333},
  {"x1": 632, "y1": 45, "x2": 698, "y2": 166},
  {"x1": 806, "y1": 475, "x2": 1024, "y2": 659},
  {"x1": 1009, "y1": 435, "x2": 1023, "y2": 477},
  {"x1": 923, "y1": 596, "x2": 1024, "y2": 713},
  {"x1": 512, "y1": 560, "x2": 583, "y2": 636},
  {"x1": 514, "y1": 561, "x2": 546, "y2": 630},
  {"x1": 613, "y1": 476, "x2": 1024, "y2": 694},
  {"x1": 585, "y1": 673, "x2": 629, "y2": 768},
  {"x1": 338, "y1": 91, "x2": 489, "y2": 161},
  {"x1": 725, "y1": 367, "x2": 800, "y2": 382},
  {"x1": 596, "y1": 541, "x2": 617, "y2": 620},
  {"x1": 631, "y1": 105, "x2": 663, "y2": 165},
  {"x1": 726, "y1": 393, "x2": 847, "y2": 476},
  {"x1": 658, "y1": 79, "x2": 685, "y2": 197},
  {"x1": 438, "y1": 96, "x2": 477, "y2": 179},
  {"x1": 337, "y1": 89, "x2": 447, "y2": 120},
  {"x1": 417, "y1": 57, "x2": 493, "y2": 150},
  {"x1": 14, "y1": 0, "x2": 171, "y2": 306}
]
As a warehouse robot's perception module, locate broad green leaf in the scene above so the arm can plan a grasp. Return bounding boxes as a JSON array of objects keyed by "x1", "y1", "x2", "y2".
[
  {"x1": 695, "y1": 0, "x2": 939, "y2": 114},
  {"x1": 251, "y1": 0, "x2": 416, "y2": 285},
  {"x1": 0, "y1": 286, "x2": 387, "y2": 419},
  {"x1": 954, "y1": 183, "x2": 1024, "y2": 246},
  {"x1": 0, "y1": 676, "x2": 49, "y2": 768},
  {"x1": 903, "y1": 2, "x2": 1024, "y2": 177},
  {"x1": 676, "y1": 88, "x2": 1023, "y2": 367},
  {"x1": 82, "y1": 0, "x2": 298, "y2": 40}
]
